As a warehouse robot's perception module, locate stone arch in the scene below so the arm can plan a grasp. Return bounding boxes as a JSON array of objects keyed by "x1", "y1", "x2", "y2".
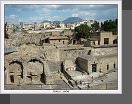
[
  {"x1": 8, "y1": 60, "x2": 24, "y2": 84},
  {"x1": 113, "y1": 38, "x2": 117, "y2": 44},
  {"x1": 26, "y1": 58, "x2": 46, "y2": 84}
]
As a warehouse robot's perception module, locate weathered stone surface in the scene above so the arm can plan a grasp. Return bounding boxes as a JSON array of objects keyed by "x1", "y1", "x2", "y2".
[{"x1": 4, "y1": 39, "x2": 118, "y2": 90}]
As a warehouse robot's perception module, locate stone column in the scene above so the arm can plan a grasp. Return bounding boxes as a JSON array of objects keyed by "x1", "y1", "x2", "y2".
[
  {"x1": 14, "y1": 71, "x2": 18, "y2": 84},
  {"x1": 5, "y1": 64, "x2": 10, "y2": 84},
  {"x1": 23, "y1": 63, "x2": 27, "y2": 84},
  {"x1": 45, "y1": 76, "x2": 51, "y2": 84},
  {"x1": 5, "y1": 70, "x2": 9, "y2": 84}
]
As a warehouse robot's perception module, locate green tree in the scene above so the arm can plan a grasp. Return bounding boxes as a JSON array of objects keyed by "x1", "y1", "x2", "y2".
[
  {"x1": 101, "y1": 19, "x2": 117, "y2": 34},
  {"x1": 91, "y1": 21, "x2": 100, "y2": 32},
  {"x1": 101, "y1": 22, "x2": 104, "y2": 31},
  {"x1": 75, "y1": 24, "x2": 91, "y2": 39},
  {"x1": 21, "y1": 29, "x2": 28, "y2": 34},
  {"x1": 4, "y1": 22, "x2": 9, "y2": 39}
]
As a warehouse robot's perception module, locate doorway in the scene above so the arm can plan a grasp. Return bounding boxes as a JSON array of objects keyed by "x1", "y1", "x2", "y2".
[
  {"x1": 92, "y1": 64, "x2": 97, "y2": 72},
  {"x1": 104, "y1": 38, "x2": 109, "y2": 44},
  {"x1": 107, "y1": 64, "x2": 109, "y2": 70},
  {"x1": 10, "y1": 75, "x2": 14, "y2": 83},
  {"x1": 114, "y1": 63, "x2": 116, "y2": 68},
  {"x1": 113, "y1": 39, "x2": 117, "y2": 44}
]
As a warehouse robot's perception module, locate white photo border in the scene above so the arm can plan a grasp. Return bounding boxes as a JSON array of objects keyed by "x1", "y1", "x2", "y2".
[{"x1": 0, "y1": 0, "x2": 122, "y2": 94}]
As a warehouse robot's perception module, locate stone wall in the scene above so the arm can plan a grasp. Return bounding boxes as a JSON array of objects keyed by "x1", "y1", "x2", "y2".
[
  {"x1": 100, "y1": 32, "x2": 115, "y2": 45},
  {"x1": 4, "y1": 51, "x2": 52, "y2": 85},
  {"x1": 44, "y1": 49, "x2": 60, "y2": 61},
  {"x1": 47, "y1": 61, "x2": 62, "y2": 73},
  {"x1": 59, "y1": 48, "x2": 88, "y2": 62},
  {"x1": 4, "y1": 44, "x2": 118, "y2": 86},
  {"x1": 50, "y1": 39, "x2": 68, "y2": 45},
  {"x1": 62, "y1": 29, "x2": 73, "y2": 36},
  {"x1": 77, "y1": 54, "x2": 117, "y2": 74},
  {"x1": 9, "y1": 33, "x2": 44, "y2": 47},
  {"x1": 43, "y1": 47, "x2": 91, "y2": 62},
  {"x1": 99, "y1": 55, "x2": 117, "y2": 73},
  {"x1": 91, "y1": 47, "x2": 117, "y2": 56},
  {"x1": 77, "y1": 57, "x2": 88, "y2": 73}
]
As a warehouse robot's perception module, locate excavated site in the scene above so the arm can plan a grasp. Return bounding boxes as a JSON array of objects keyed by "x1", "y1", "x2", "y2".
[{"x1": 5, "y1": 43, "x2": 118, "y2": 90}]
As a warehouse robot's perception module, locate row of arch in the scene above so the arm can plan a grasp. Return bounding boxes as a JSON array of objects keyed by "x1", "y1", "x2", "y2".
[{"x1": 5, "y1": 58, "x2": 48, "y2": 85}]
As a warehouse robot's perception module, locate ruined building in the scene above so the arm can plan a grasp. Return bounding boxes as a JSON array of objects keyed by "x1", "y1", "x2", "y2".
[{"x1": 4, "y1": 31, "x2": 118, "y2": 90}]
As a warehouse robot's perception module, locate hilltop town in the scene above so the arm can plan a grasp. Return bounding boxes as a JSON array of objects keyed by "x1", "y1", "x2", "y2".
[{"x1": 4, "y1": 18, "x2": 118, "y2": 90}]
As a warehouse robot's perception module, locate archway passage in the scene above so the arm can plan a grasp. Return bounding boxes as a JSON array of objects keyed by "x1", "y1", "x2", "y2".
[
  {"x1": 113, "y1": 39, "x2": 117, "y2": 44},
  {"x1": 104, "y1": 38, "x2": 109, "y2": 44},
  {"x1": 9, "y1": 61, "x2": 23, "y2": 84},
  {"x1": 27, "y1": 59, "x2": 46, "y2": 84}
]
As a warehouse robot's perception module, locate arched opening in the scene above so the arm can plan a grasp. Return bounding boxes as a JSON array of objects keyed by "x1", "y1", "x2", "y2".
[
  {"x1": 104, "y1": 38, "x2": 109, "y2": 44},
  {"x1": 9, "y1": 61, "x2": 23, "y2": 84},
  {"x1": 114, "y1": 63, "x2": 116, "y2": 68},
  {"x1": 27, "y1": 59, "x2": 46, "y2": 84},
  {"x1": 93, "y1": 41, "x2": 95, "y2": 45},
  {"x1": 10, "y1": 75, "x2": 14, "y2": 83},
  {"x1": 113, "y1": 39, "x2": 117, "y2": 44},
  {"x1": 87, "y1": 50, "x2": 91, "y2": 55},
  {"x1": 4, "y1": 67, "x2": 6, "y2": 71},
  {"x1": 107, "y1": 64, "x2": 109, "y2": 70}
]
